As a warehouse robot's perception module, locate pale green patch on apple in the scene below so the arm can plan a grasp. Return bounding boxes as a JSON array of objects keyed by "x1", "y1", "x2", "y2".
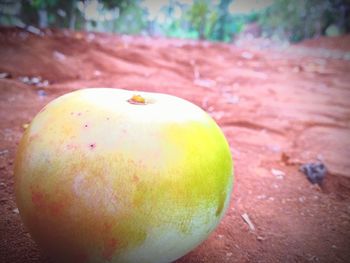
[{"x1": 14, "y1": 88, "x2": 234, "y2": 263}]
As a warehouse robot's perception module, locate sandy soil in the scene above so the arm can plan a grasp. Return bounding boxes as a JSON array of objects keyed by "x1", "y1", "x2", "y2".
[{"x1": 0, "y1": 27, "x2": 350, "y2": 263}]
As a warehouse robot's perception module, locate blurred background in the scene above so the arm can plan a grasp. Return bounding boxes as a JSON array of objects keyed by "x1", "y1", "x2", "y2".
[
  {"x1": 1, "y1": 0, "x2": 349, "y2": 43},
  {"x1": 1, "y1": 1, "x2": 350, "y2": 263}
]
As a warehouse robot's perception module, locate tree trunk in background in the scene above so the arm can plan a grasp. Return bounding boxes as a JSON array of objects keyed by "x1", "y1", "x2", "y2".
[
  {"x1": 199, "y1": 19, "x2": 206, "y2": 40},
  {"x1": 217, "y1": 0, "x2": 232, "y2": 41},
  {"x1": 69, "y1": 0, "x2": 77, "y2": 30},
  {"x1": 38, "y1": 8, "x2": 48, "y2": 28}
]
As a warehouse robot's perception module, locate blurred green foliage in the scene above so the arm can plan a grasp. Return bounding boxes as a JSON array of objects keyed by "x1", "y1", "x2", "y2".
[
  {"x1": 99, "y1": 0, "x2": 147, "y2": 34},
  {"x1": 186, "y1": 0, "x2": 218, "y2": 39},
  {"x1": 159, "y1": 0, "x2": 237, "y2": 42},
  {"x1": 0, "y1": 0, "x2": 349, "y2": 42},
  {"x1": 259, "y1": 0, "x2": 350, "y2": 42}
]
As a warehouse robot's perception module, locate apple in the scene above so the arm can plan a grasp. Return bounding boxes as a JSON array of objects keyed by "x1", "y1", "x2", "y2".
[{"x1": 14, "y1": 88, "x2": 233, "y2": 263}]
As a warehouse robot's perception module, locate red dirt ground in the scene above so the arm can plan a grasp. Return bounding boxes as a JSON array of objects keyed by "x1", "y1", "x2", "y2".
[{"x1": 0, "y1": 27, "x2": 350, "y2": 263}]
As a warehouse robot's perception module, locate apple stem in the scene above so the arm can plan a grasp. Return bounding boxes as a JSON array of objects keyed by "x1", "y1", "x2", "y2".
[{"x1": 128, "y1": 94, "x2": 146, "y2": 105}]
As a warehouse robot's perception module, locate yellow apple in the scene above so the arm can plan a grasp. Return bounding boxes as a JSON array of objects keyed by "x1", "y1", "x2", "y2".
[{"x1": 14, "y1": 88, "x2": 233, "y2": 263}]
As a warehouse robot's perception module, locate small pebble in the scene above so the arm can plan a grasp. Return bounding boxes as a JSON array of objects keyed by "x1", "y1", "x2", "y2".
[
  {"x1": 0, "y1": 149, "x2": 9, "y2": 156},
  {"x1": 37, "y1": 90, "x2": 47, "y2": 97},
  {"x1": 53, "y1": 50, "x2": 66, "y2": 61},
  {"x1": 31, "y1": 77, "x2": 41, "y2": 84},
  {"x1": 226, "y1": 96, "x2": 240, "y2": 105},
  {"x1": 0, "y1": 72, "x2": 11, "y2": 79},
  {"x1": 241, "y1": 51, "x2": 253, "y2": 59},
  {"x1": 271, "y1": 168, "x2": 285, "y2": 179},
  {"x1": 300, "y1": 162, "x2": 327, "y2": 184},
  {"x1": 257, "y1": 194, "x2": 267, "y2": 200}
]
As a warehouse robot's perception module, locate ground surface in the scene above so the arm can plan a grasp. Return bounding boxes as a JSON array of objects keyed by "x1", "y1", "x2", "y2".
[{"x1": 0, "y1": 27, "x2": 350, "y2": 263}]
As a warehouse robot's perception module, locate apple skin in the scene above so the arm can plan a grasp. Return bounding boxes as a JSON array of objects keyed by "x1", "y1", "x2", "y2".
[{"x1": 14, "y1": 88, "x2": 234, "y2": 263}]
